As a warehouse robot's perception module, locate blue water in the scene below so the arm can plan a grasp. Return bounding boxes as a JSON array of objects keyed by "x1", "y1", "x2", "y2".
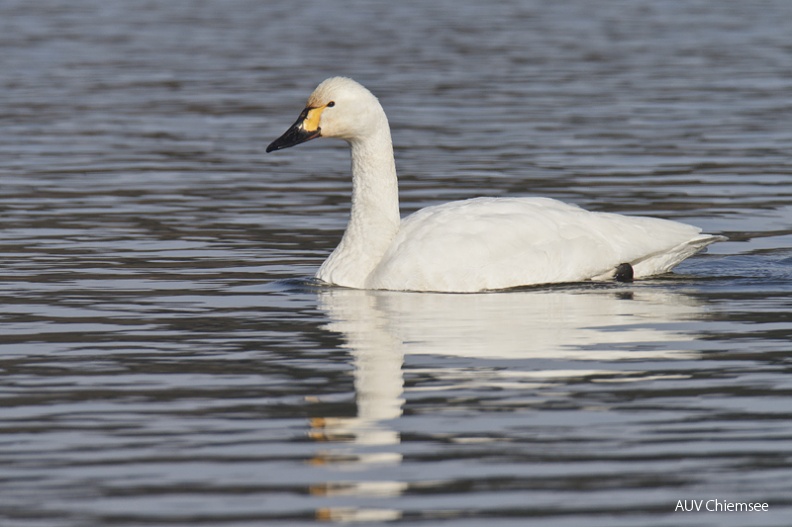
[{"x1": 2, "y1": 1, "x2": 792, "y2": 526}]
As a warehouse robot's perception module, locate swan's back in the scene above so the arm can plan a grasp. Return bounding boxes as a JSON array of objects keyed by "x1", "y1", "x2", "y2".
[{"x1": 366, "y1": 197, "x2": 720, "y2": 292}]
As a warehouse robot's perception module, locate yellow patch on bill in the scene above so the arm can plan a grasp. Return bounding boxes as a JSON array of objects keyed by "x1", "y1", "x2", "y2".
[{"x1": 302, "y1": 106, "x2": 325, "y2": 132}]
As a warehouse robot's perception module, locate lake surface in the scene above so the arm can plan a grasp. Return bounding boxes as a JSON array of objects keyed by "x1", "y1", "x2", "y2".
[{"x1": 2, "y1": 1, "x2": 792, "y2": 526}]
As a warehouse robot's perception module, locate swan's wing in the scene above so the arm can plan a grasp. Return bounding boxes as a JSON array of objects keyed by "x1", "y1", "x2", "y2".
[{"x1": 366, "y1": 197, "x2": 716, "y2": 292}]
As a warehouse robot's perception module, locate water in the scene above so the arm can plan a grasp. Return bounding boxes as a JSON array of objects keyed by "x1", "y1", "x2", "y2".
[{"x1": 2, "y1": 1, "x2": 792, "y2": 525}]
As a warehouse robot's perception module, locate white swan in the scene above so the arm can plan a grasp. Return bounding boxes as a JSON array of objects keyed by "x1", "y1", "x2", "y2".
[{"x1": 267, "y1": 77, "x2": 724, "y2": 293}]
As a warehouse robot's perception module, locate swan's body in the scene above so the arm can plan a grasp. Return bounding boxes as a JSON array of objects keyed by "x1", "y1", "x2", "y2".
[{"x1": 267, "y1": 77, "x2": 724, "y2": 293}]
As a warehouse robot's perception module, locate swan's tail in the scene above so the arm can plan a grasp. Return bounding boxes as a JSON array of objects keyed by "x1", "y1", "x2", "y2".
[
  {"x1": 631, "y1": 234, "x2": 727, "y2": 278},
  {"x1": 591, "y1": 234, "x2": 726, "y2": 281}
]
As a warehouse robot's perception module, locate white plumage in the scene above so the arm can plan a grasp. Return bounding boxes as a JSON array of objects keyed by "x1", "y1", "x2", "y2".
[{"x1": 267, "y1": 77, "x2": 724, "y2": 293}]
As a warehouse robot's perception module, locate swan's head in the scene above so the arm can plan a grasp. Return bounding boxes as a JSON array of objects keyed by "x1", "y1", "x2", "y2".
[{"x1": 266, "y1": 77, "x2": 385, "y2": 153}]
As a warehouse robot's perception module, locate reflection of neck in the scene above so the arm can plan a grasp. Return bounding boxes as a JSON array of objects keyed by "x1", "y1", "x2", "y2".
[
  {"x1": 319, "y1": 290, "x2": 406, "y2": 444},
  {"x1": 316, "y1": 124, "x2": 400, "y2": 288},
  {"x1": 337, "y1": 290, "x2": 404, "y2": 422},
  {"x1": 352, "y1": 344, "x2": 404, "y2": 423}
]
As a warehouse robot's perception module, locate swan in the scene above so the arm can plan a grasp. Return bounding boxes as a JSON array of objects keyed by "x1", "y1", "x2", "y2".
[{"x1": 267, "y1": 77, "x2": 725, "y2": 293}]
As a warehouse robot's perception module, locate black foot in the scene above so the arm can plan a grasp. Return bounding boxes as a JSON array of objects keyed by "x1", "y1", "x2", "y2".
[{"x1": 614, "y1": 263, "x2": 634, "y2": 283}]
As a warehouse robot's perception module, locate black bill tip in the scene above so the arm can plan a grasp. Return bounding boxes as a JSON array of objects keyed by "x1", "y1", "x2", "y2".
[
  {"x1": 267, "y1": 108, "x2": 322, "y2": 153},
  {"x1": 266, "y1": 126, "x2": 320, "y2": 153}
]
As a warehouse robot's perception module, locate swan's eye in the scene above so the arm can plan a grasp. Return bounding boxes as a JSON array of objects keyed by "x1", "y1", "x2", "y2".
[{"x1": 326, "y1": 101, "x2": 335, "y2": 108}]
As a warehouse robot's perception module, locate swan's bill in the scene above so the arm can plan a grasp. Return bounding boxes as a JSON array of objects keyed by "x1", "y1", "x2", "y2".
[{"x1": 267, "y1": 106, "x2": 327, "y2": 152}]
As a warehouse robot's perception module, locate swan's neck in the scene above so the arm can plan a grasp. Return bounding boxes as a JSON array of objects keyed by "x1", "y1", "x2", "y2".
[{"x1": 316, "y1": 124, "x2": 401, "y2": 288}]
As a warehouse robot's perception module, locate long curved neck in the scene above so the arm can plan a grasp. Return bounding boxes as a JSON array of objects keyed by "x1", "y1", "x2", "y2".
[
  {"x1": 349, "y1": 127, "x2": 400, "y2": 244},
  {"x1": 316, "y1": 120, "x2": 401, "y2": 288}
]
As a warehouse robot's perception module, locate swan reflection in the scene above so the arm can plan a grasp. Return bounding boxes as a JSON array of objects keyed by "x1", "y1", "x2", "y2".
[{"x1": 308, "y1": 285, "x2": 706, "y2": 520}]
